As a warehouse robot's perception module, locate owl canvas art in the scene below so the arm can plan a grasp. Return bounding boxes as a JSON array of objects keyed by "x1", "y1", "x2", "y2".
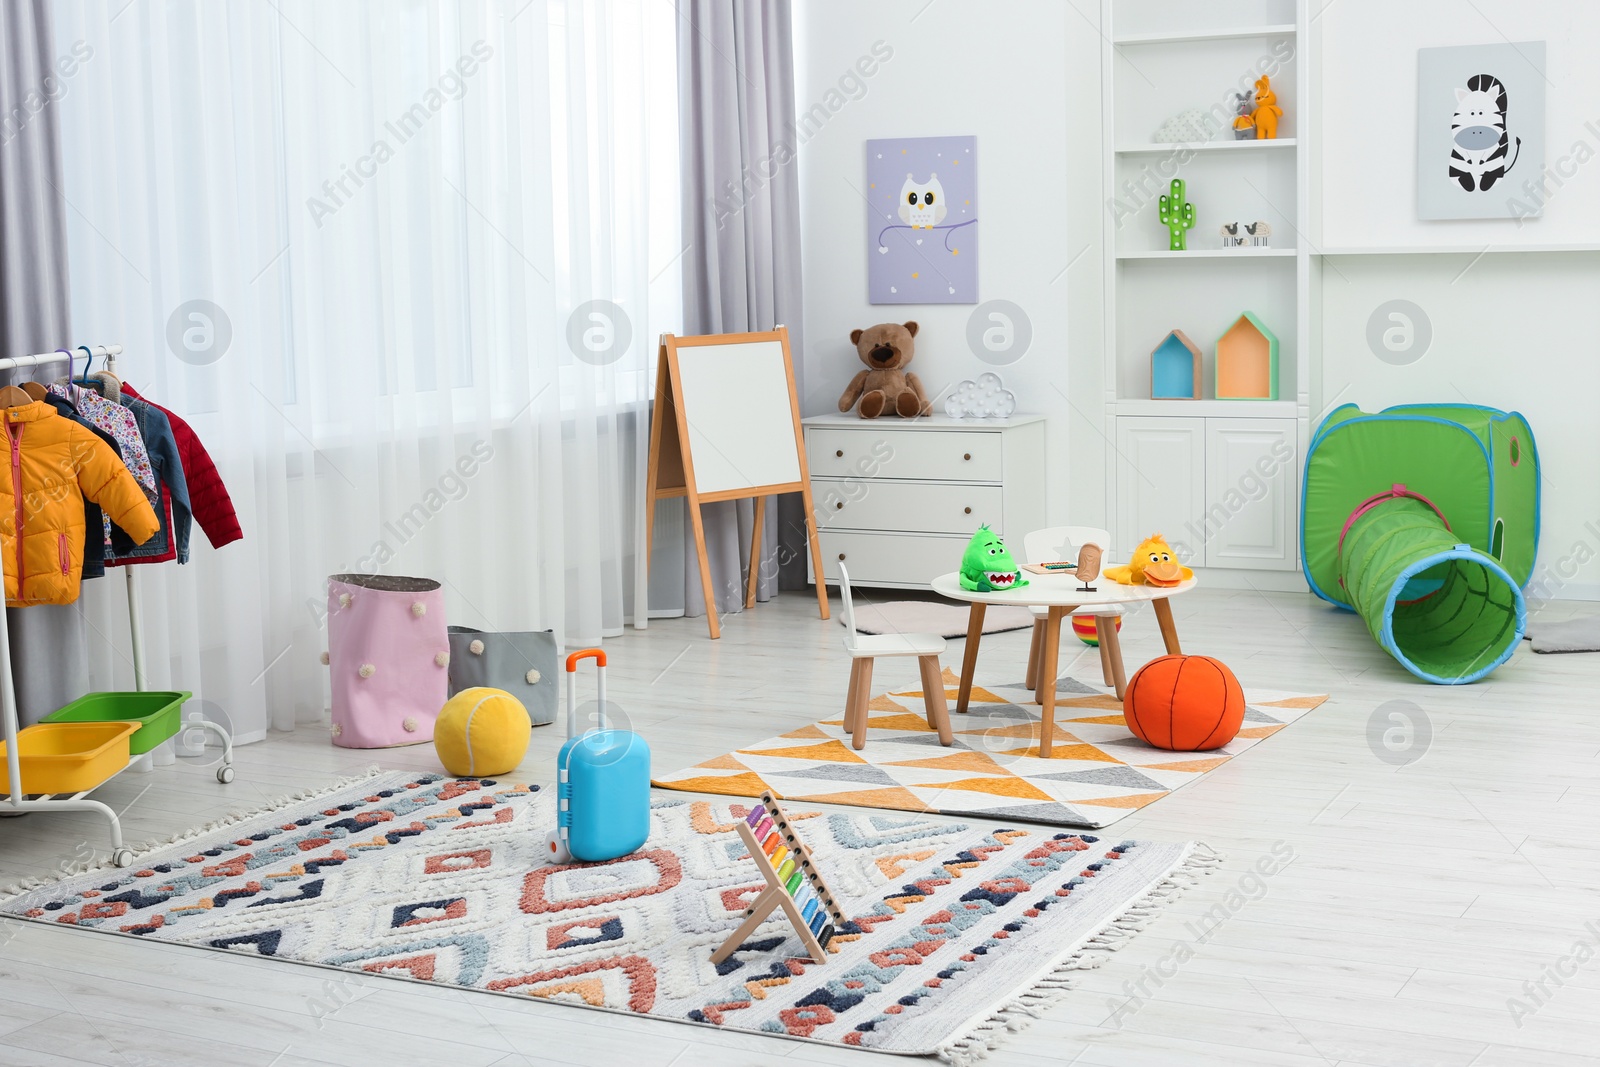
[
  {"x1": 898, "y1": 173, "x2": 947, "y2": 228},
  {"x1": 867, "y1": 136, "x2": 978, "y2": 304}
]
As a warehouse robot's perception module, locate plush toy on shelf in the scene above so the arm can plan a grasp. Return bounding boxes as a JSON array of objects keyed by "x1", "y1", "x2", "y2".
[
  {"x1": 959, "y1": 525, "x2": 1028, "y2": 592},
  {"x1": 1158, "y1": 178, "x2": 1196, "y2": 251},
  {"x1": 1103, "y1": 533, "x2": 1193, "y2": 587},
  {"x1": 838, "y1": 320, "x2": 932, "y2": 419},
  {"x1": 1231, "y1": 91, "x2": 1255, "y2": 140},
  {"x1": 1250, "y1": 75, "x2": 1283, "y2": 139}
]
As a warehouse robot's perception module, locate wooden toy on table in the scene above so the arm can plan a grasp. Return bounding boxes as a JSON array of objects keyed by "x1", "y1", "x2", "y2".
[
  {"x1": 1074, "y1": 542, "x2": 1103, "y2": 593},
  {"x1": 710, "y1": 791, "x2": 849, "y2": 966}
]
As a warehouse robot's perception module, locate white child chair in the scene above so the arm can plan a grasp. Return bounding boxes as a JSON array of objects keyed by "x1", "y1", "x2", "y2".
[
  {"x1": 836, "y1": 563, "x2": 954, "y2": 751},
  {"x1": 1022, "y1": 526, "x2": 1123, "y2": 697}
]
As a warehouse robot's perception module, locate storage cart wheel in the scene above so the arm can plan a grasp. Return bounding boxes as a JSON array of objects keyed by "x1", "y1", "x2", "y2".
[
  {"x1": 216, "y1": 765, "x2": 235, "y2": 784},
  {"x1": 543, "y1": 829, "x2": 571, "y2": 864},
  {"x1": 111, "y1": 847, "x2": 133, "y2": 868}
]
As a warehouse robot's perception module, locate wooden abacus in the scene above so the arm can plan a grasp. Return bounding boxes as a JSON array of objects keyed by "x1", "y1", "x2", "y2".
[{"x1": 710, "y1": 792, "x2": 849, "y2": 965}]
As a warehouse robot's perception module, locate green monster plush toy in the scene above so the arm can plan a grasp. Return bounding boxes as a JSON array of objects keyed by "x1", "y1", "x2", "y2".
[{"x1": 959, "y1": 525, "x2": 1028, "y2": 592}]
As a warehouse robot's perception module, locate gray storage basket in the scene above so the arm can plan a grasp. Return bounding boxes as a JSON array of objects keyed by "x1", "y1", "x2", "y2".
[{"x1": 446, "y1": 625, "x2": 557, "y2": 726}]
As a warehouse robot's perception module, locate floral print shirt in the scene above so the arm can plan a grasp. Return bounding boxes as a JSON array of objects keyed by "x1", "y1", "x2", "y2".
[{"x1": 48, "y1": 383, "x2": 156, "y2": 492}]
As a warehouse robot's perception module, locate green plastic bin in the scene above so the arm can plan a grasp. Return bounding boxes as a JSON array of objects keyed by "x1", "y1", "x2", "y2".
[{"x1": 41, "y1": 691, "x2": 191, "y2": 756}]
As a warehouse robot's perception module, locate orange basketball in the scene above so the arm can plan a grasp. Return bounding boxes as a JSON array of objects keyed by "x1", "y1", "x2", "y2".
[{"x1": 1122, "y1": 655, "x2": 1244, "y2": 751}]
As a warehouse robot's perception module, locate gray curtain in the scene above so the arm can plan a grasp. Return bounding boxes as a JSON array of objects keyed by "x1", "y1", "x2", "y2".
[
  {"x1": 0, "y1": 0, "x2": 91, "y2": 723},
  {"x1": 674, "y1": 0, "x2": 809, "y2": 619}
]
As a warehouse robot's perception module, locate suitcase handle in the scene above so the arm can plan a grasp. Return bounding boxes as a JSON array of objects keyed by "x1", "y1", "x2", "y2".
[
  {"x1": 565, "y1": 647, "x2": 607, "y2": 734},
  {"x1": 565, "y1": 649, "x2": 607, "y2": 671}
]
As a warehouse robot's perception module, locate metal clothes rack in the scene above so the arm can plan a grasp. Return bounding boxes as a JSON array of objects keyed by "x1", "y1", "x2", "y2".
[{"x1": 0, "y1": 343, "x2": 233, "y2": 869}]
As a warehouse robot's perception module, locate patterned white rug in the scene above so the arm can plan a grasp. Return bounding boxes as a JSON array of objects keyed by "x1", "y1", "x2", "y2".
[{"x1": 0, "y1": 772, "x2": 1214, "y2": 1061}]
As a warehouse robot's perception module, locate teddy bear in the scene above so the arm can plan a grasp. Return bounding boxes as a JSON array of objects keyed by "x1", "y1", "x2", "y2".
[{"x1": 837, "y1": 321, "x2": 933, "y2": 418}]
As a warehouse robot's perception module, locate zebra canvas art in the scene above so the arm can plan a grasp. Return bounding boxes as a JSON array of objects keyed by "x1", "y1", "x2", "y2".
[
  {"x1": 1449, "y1": 74, "x2": 1520, "y2": 192},
  {"x1": 1417, "y1": 43, "x2": 1546, "y2": 220}
]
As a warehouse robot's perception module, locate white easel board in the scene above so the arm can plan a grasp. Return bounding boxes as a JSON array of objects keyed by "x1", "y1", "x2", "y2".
[{"x1": 644, "y1": 327, "x2": 828, "y2": 638}]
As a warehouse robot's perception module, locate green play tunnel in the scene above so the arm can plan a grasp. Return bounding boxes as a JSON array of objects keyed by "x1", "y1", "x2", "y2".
[
  {"x1": 1338, "y1": 495, "x2": 1525, "y2": 684},
  {"x1": 1302, "y1": 404, "x2": 1537, "y2": 684}
]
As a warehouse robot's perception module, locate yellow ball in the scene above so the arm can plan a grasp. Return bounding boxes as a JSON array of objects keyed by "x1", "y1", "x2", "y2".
[{"x1": 434, "y1": 687, "x2": 531, "y2": 778}]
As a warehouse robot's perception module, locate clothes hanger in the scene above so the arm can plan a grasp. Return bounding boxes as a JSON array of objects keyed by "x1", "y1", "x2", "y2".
[
  {"x1": 0, "y1": 385, "x2": 31, "y2": 408},
  {"x1": 15, "y1": 349, "x2": 63, "y2": 404}
]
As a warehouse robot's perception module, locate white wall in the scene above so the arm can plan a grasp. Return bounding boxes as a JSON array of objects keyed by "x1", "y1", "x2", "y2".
[
  {"x1": 795, "y1": 0, "x2": 1600, "y2": 602},
  {"x1": 1317, "y1": 0, "x2": 1600, "y2": 249},
  {"x1": 794, "y1": 0, "x2": 1106, "y2": 533},
  {"x1": 1315, "y1": 0, "x2": 1600, "y2": 601}
]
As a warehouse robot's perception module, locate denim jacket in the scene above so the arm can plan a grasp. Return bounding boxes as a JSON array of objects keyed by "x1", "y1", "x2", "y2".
[{"x1": 108, "y1": 398, "x2": 193, "y2": 563}]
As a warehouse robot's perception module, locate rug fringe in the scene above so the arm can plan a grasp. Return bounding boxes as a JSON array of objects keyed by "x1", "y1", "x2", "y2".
[
  {"x1": 0, "y1": 765, "x2": 388, "y2": 904},
  {"x1": 935, "y1": 841, "x2": 1223, "y2": 1067}
]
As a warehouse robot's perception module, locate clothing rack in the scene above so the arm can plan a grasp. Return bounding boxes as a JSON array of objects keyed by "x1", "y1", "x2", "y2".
[{"x1": 0, "y1": 343, "x2": 233, "y2": 868}]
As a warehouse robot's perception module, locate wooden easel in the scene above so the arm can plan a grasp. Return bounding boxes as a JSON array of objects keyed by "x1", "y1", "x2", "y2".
[
  {"x1": 710, "y1": 792, "x2": 848, "y2": 966},
  {"x1": 644, "y1": 327, "x2": 829, "y2": 639}
]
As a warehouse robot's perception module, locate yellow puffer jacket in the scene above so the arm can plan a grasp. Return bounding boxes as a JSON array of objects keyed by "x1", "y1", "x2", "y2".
[{"x1": 1, "y1": 402, "x2": 159, "y2": 606}]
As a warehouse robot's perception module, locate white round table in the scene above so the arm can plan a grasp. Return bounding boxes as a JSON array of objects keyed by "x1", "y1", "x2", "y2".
[{"x1": 929, "y1": 570, "x2": 1197, "y2": 758}]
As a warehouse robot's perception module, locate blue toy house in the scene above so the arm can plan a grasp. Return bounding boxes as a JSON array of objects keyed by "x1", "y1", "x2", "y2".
[{"x1": 1150, "y1": 329, "x2": 1201, "y2": 399}]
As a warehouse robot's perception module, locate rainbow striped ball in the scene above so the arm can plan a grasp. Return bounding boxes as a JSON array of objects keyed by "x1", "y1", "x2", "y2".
[{"x1": 1073, "y1": 614, "x2": 1121, "y2": 646}]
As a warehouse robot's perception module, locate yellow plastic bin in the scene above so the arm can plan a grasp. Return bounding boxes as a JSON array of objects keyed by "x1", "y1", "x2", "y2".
[{"x1": 0, "y1": 722, "x2": 139, "y2": 796}]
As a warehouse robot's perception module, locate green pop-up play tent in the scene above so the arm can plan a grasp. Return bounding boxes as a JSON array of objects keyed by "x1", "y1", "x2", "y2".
[{"x1": 1301, "y1": 404, "x2": 1538, "y2": 684}]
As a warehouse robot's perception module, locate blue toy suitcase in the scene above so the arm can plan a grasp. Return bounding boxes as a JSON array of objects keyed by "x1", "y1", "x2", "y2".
[{"x1": 542, "y1": 649, "x2": 651, "y2": 864}]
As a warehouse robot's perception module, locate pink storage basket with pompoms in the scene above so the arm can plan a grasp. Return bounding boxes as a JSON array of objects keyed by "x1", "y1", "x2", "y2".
[{"x1": 325, "y1": 574, "x2": 449, "y2": 748}]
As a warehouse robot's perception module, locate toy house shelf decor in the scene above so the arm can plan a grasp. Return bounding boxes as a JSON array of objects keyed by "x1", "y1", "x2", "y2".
[
  {"x1": 1215, "y1": 312, "x2": 1279, "y2": 400},
  {"x1": 1150, "y1": 330, "x2": 1202, "y2": 399}
]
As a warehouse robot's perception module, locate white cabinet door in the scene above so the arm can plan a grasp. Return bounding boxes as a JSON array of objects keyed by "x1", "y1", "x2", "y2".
[
  {"x1": 1115, "y1": 417, "x2": 1208, "y2": 567},
  {"x1": 1203, "y1": 418, "x2": 1298, "y2": 571}
]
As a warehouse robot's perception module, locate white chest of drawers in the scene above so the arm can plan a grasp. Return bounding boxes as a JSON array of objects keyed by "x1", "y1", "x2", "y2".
[{"x1": 802, "y1": 413, "x2": 1047, "y2": 590}]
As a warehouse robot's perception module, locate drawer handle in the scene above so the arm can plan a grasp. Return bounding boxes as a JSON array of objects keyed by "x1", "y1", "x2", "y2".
[
  {"x1": 835, "y1": 501, "x2": 843, "y2": 510},
  {"x1": 838, "y1": 553, "x2": 846, "y2": 561},
  {"x1": 964, "y1": 507, "x2": 972, "y2": 514},
  {"x1": 963, "y1": 452, "x2": 972, "y2": 461},
  {"x1": 835, "y1": 449, "x2": 844, "y2": 457}
]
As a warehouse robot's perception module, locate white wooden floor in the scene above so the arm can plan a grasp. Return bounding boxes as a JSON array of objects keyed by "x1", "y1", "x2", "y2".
[{"x1": 2, "y1": 587, "x2": 1598, "y2": 1066}]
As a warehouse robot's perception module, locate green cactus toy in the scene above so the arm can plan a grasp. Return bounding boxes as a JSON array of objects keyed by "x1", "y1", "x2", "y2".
[{"x1": 1158, "y1": 178, "x2": 1196, "y2": 251}]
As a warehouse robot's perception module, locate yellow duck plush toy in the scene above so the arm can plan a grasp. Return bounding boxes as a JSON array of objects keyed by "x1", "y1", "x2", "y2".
[{"x1": 1103, "y1": 533, "x2": 1194, "y2": 587}]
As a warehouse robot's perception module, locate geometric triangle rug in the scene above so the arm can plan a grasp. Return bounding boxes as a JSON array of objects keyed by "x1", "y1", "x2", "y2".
[{"x1": 654, "y1": 668, "x2": 1329, "y2": 829}]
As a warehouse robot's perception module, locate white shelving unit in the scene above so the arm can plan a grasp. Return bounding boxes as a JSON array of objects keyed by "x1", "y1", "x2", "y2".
[
  {"x1": 1117, "y1": 248, "x2": 1296, "y2": 260},
  {"x1": 1100, "y1": 0, "x2": 1311, "y2": 578},
  {"x1": 1117, "y1": 138, "x2": 1297, "y2": 154},
  {"x1": 1112, "y1": 23, "x2": 1296, "y2": 47}
]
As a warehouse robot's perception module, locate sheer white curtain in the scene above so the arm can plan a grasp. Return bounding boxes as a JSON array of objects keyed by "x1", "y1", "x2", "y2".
[{"x1": 50, "y1": 0, "x2": 678, "y2": 742}]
